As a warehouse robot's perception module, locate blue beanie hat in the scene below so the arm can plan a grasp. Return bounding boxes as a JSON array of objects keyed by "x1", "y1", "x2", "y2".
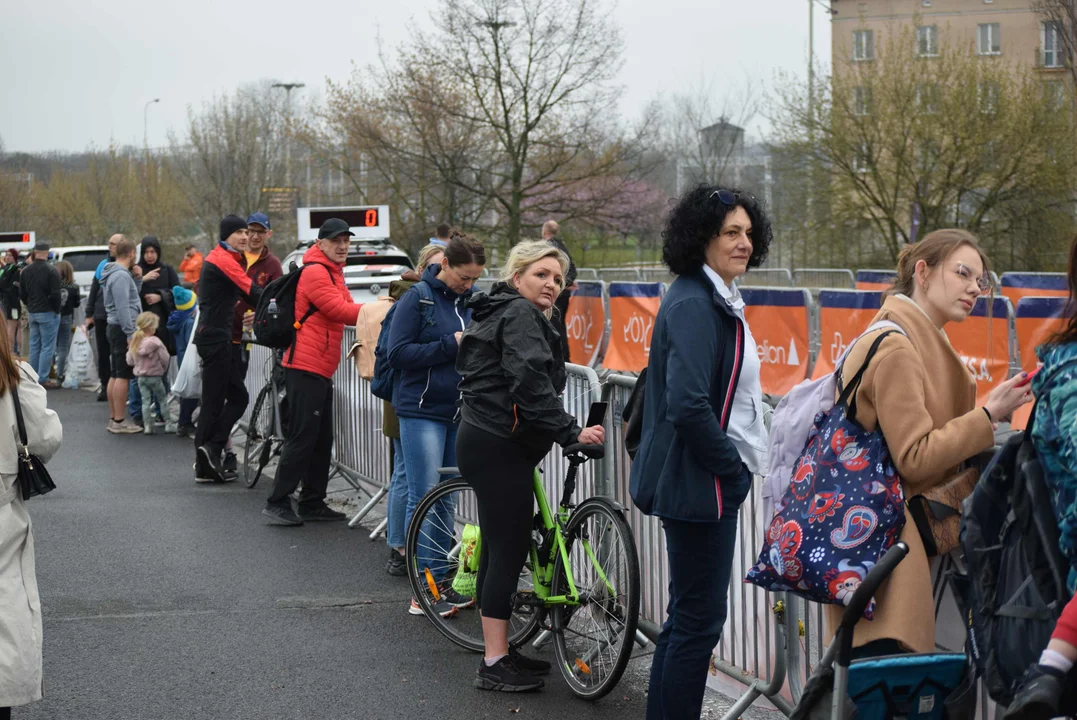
[{"x1": 173, "y1": 285, "x2": 196, "y2": 311}]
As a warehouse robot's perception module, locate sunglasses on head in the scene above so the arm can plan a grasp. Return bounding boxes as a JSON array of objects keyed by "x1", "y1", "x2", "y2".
[{"x1": 710, "y1": 189, "x2": 756, "y2": 206}]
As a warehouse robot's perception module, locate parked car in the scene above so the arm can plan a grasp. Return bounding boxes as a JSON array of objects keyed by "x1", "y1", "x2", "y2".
[{"x1": 283, "y1": 239, "x2": 414, "y2": 305}]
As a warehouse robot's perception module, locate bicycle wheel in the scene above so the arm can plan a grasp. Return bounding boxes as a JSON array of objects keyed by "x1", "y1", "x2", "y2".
[
  {"x1": 405, "y1": 478, "x2": 541, "y2": 653},
  {"x1": 242, "y1": 384, "x2": 275, "y2": 489},
  {"x1": 550, "y1": 498, "x2": 640, "y2": 700}
]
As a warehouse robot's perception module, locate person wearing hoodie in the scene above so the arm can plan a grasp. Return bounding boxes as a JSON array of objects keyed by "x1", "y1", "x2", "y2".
[
  {"x1": 387, "y1": 231, "x2": 486, "y2": 617},
  {"x1": 85, "y1": 234, "x2": 120, "y2": 401},
  {"x1": 192, "y1": 215, "x2": 263, "y2": 483},
  {"x1": 375, "y1": 244, "x2": 444, "y2": 577},
  {"x1": 455, "y1": 239, "x2": 604, "y2": 693},
  {"x1": 101, "y1": 237, "x2": 144, "y2": 434},
  {"x1": 166, "y1": 285, "x2": 198, "y2": 438},
  {"x1": 127, "y1": 236, "x2": 180, "y2": 427},
  {"x1": 262, "y1": 218, "x2": 361, "y2": 525}
]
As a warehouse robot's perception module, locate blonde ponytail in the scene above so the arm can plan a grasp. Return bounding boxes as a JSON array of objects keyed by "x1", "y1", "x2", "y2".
[{"x1": 130, "y1": 312, "x2": 159, "y2": 354}]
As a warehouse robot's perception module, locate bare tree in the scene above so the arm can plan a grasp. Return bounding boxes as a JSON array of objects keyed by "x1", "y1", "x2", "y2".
[{"x1": 169, "y1": 83, "x2": 286, "y2": 241}]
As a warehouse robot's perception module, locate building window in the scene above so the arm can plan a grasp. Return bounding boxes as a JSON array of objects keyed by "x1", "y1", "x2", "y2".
[
  {"x1": 978, "y1": 23, "x2": 1001, "y2": 55},
  {"x1": 917, "y1": 83, "x2": 940, "y2": 114},
  {"x1": 1044, "y1": 80, "x2": 1067, "y2": 110},
  {"x1": 853, "y1": 86, "x2": 873, "y2": 116},
  {"x1": 1043, "y1": 21, "x2": 1064, "y2": 68},
  {"x1": 853, "y1": 30, "x2": 875, "y2": 61},
  {"x1": 918, "y1": 25, "x2": 939, "y2": 56},
  {"x1": 853, "y1": 142, "x2": 871, "y2": 174},
  {"x1": 979, "y1": 81, "x2": 1001, "y2": 113}
]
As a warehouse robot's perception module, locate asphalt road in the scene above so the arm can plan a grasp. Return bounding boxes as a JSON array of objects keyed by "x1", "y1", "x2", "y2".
[{"x1": 20, "y1": 389, "x2": 661, "y2": 720}]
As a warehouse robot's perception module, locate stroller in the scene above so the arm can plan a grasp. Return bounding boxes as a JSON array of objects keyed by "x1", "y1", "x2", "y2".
[{"x1": 788, "y1": 542, "x2": 977, "y2": 720}]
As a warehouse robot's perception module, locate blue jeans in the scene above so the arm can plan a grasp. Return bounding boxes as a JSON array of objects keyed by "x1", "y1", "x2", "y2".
[
  {"x1": 28, "y1": 312, "x2": 60, "y2": 382},
  {"x1": 399, "y1": 417, "x2": 458, "y2": 583},
  {"x1": 386, "y1": 437, "x2": 408, "y2": 549},
  {"x1": 647, "y1": 468, "x2": 752, "y2": 720},
  {"x1": 55, "y1": 314, "x2": 73, "y2": 379}
]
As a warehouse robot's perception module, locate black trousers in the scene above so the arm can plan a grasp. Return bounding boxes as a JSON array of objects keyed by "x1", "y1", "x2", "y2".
[
  {"x1": 194, "y1": 342, "x2": 249, "y2": 457},
  {"x1": 457, "y1": 421, "x2": 551, "y2": 620},
  {"x1": 267, "y1": 369, "x2": 334, "y2": 510},
  {"x1": 94, "y1": 319, "x2": 111, "y2": 386}
]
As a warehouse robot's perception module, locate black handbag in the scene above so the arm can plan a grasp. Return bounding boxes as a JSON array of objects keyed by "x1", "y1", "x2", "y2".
[{"x1": 12, "y1": 384, "x2": 56, "y2": 500}]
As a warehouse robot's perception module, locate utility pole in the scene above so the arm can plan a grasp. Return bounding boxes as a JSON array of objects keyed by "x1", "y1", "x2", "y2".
[
  {"x1": 143, "y1": 98, "x2": 160, "y2": 149},
  {"x1": 271, "y1": 82, "x2": 305, "y2": 188}
]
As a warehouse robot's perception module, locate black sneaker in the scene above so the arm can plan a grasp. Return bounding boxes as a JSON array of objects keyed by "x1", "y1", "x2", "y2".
[
  {"x1": 262, "y1": 504, "x2": 304, "y2": 526},
  {"x1": 509, "y1": 648, "x2": 551, "y2": 676},
  {"x1": 386, "y1": 549, "x2": 407, "y2": 577},
  {"x1": 176, "y1": 424, "x2": 194, "y2": 438},
  {"x1": 438, "y1": 583, "x2": 476, "y2": 609},
  {"x1": 96, "y1": 387, "x2": 107, "y2": 402},
  {"x1": 223, "y1": 452, "x2": 238, "y2": 473},
  {"x1": 1004, "y1": 664, "x2": 1066, "y2": 720},
  {"x1": 298, "y1": 504, "x2": 347, "y2": 522},
  {"x1": 474, "y1": 656, "x2": 544, "y2": 693},
  {"x1": 197, "y1": 446, "x2": 223, "y2": 482},
  {"x1": 154, "y1": 414, "x2": 166, "y2": 427}
]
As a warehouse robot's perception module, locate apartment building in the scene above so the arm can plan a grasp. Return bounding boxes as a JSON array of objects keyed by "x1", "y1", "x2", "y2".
[{"x1": 831, "y1": 0, "x2": 1067, "y2": 74}]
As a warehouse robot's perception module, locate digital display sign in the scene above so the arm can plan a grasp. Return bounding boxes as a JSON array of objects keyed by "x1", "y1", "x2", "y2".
[
  {"x1": 309, "y1": 208, "x2": 379, "y2": 230},
  {"x1": 0, "y1": 232, "x2": 31, "y2": 245}
]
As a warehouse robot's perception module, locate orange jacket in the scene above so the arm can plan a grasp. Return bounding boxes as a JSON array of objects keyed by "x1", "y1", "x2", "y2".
[
  {"x1": 179, "y1": 252, "x2": 203, "y2": 284},
  {"x1": 283, "y1": 244, "x2": 361, "y2": 378}
]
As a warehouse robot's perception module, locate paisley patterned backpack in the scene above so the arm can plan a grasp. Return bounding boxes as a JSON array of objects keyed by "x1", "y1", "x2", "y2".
[{"x1": 745, "y1": 330, "x2": 906, "y2": 619}]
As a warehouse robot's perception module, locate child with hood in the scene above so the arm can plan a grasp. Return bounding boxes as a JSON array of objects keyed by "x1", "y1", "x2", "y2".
[{"x1": 167, "y1": 286, "x2": 199, "y2": 437}]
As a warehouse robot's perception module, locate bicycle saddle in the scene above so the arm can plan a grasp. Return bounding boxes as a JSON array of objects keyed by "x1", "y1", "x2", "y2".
[{"x1": 562, "y1": 443, "x2": 605, "y2": 460}]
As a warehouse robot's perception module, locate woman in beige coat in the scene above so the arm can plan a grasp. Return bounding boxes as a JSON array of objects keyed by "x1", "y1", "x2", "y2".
[
  {"x1": 826, "y1": 229, "x2": 1031, "y2": 657},
  {"x1": 0, "y1": 315, "x2": 62, "y2": 717}
]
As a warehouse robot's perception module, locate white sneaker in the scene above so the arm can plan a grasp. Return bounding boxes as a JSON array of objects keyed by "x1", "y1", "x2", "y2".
[
  {"x1": 107, "y1": 419, "x2": 124, "y2": 434},
  {"x1": 143, "y1": 424, "x2": 154, "y2": 435},
  {"x1": 165, "y1": 423, "x2": 177, "y2": 434}
]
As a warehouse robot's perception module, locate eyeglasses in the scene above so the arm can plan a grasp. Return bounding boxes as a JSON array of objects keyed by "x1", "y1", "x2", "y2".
[
  {"x1": 248, "y1": 228, "x2": 268, "y2": 236},
  {"x1": 710, "y1": 189, "x2": 757, "y2": 206},
  {"x1": 954, "y1": 263, "x2": 992, "y2": 294}
]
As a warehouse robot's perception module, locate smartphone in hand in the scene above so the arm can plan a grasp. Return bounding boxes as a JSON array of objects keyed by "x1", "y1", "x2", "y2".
[{"x1": 586, "y1": 401, "x2": 608, "y2": 429}]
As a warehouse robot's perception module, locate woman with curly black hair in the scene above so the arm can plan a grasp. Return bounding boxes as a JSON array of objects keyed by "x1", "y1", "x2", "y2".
[{"x1": 629, "y1": 184, "x2": 772, "y2": 720}]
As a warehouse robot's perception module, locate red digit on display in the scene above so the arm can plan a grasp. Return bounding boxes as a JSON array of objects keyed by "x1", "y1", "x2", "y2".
[{"x1": 365, "y1": 209, "x2": 377, "y2": 227}]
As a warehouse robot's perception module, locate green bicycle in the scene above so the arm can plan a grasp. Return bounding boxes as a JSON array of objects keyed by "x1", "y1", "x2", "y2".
[{"x1": 404, "y1": 443, "x2": 641, "y2": 700}]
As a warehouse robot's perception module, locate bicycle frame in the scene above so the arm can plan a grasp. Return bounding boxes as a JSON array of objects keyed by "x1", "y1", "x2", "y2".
[{"x1": 528, "y1": 466, "x2": 618, "y2": 609}]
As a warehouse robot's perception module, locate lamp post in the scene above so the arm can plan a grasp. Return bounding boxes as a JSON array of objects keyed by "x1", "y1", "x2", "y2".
[
  {"x1": 143, "y1": 98, "x2": 160, "y2": 149},
  {"x1": 271, "y1": 82, "x2": 305, "y2": 187}
]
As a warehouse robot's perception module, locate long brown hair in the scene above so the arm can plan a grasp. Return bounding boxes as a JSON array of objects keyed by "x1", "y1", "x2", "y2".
[
  {"x1": 0, "y1": 316, "x2": 23, "y2": 397},
  {"x1": 55, "y1": 260, "x2": 75, "y2": 284},
  {"x1": 886, "y1": 229, "x2": 992, "y2": 299},
  {"x1": 1048, "y1": 235, "x2": 1077, "y2": 346}
]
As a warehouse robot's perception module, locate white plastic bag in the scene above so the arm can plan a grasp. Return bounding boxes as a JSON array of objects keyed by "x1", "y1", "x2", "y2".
[
  {"x1": 64, "y1": 325, "x2": 92, "y2": 389},
  {"x1": 173, "y1": 344, "x2": 202, "y2": 399}
]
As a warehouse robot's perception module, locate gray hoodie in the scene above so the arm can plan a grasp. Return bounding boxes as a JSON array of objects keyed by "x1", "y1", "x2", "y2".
[{"x1": 101, "y1": 262, "x2": 142, "y2": 337}]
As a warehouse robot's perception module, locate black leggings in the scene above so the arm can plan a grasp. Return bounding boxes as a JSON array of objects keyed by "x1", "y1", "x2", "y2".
[{"x1": 457, "y1": 422, "x2": 551, "y2": 621}]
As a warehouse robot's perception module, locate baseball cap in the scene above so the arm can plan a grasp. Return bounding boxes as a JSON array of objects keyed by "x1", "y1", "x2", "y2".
[
  {"x1": 317, "y1": 218, "x2": 355, "y2": 240},
  {"x1": 247, "y1": 212, "x2": 271, "y2": 230},
  {"x1": 34, "y1": 241, "x2": 50, "y2": 253}
]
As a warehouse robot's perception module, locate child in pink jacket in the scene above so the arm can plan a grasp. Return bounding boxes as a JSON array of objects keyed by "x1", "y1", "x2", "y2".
[{"x1": 126, "y1": 312, "x2": 173, "y2": 434}]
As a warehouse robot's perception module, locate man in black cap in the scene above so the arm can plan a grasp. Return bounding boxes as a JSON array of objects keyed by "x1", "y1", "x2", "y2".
[
  {"x1": 192, "y1": 215, "x2": 263, "y2": 483},
  {"x1": 19, "y1": 242, "x2": 61, "y2": 388}
]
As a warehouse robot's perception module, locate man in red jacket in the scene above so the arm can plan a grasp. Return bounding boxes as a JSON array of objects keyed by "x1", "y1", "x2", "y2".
[{"x1": 263, "y1": 218, "x2": 362, "y2": 525}]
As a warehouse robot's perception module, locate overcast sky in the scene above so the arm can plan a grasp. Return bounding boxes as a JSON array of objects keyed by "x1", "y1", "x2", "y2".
[{"x1": 3, "y1": 0, "x2": 833, "y2": 154}]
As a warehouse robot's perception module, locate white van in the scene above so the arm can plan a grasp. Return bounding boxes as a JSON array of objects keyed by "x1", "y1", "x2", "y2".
[{"x1": 49, "y1": 246, "x2": 112, "y2": 297}]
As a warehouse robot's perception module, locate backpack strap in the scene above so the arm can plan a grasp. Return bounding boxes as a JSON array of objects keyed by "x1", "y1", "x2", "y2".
[
  {"x1": 285, "y1": 263, "x2": 328, "y2": 364},
  {"x1": 413, "y1": 280, "x2": 437, "y2": 326}
]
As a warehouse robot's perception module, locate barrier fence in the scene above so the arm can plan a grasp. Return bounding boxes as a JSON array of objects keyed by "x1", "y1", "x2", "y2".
[{"x1": 238, "y1": 325, "x2": 1014, "y2": 717}]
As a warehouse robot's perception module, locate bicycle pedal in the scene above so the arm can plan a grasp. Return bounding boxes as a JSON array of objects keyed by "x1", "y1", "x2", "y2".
[{"x1": 511, "y1": 591, "x2": 542, "y2": 613}]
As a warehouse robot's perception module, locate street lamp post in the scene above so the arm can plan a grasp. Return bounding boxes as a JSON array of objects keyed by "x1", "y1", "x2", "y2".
[
  {"x1": 271, "y1": 82, "x2": 305, "y2": 188},
  {"x1": 143, "y1": 98, "x2": 160, "y2": 149}
]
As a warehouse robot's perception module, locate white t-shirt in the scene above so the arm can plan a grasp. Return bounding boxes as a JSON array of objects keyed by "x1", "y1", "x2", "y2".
[{"x1": 701, "y1": 265, "x2": 769, "y2": 475}]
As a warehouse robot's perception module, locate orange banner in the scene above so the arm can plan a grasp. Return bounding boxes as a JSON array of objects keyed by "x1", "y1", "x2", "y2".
[
  {"x1": 603, "y1": 283, "x2": 663, "y2": 373},
  {"x1": 855, "y1": 270, "x2": 896, "y2": 293},
  {"x1": 1000, "y1": 273, "x2": 1068, "y2": 307},
  {"x1": 946, "y1": 297, "x2": 1013, "y2": 406},
  {"x1": 741, "y1": 289, "x2": 811, "y2": 396},
  {"x1": 565, "y1": 282, "x2": 606, "y2": 368},
  {"x1": 1011, "y1": 297, "x2": 1068, "y2": 430},
  {"x1": 811, "y1": 291, "x2": 882, "y2": 379}
]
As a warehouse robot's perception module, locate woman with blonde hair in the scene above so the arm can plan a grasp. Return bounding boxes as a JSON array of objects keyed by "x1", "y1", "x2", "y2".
[
  {"x1": 0, "y1": 315, "x2": 63, "y2": 718},
  {"x1": 826, "y1": 228, "x2": 1032, "y2": 658},
  {"x1": 454, "y1": 239, "x2": 605, "y2": 692},
  {"x1": 125, "y1": 312, "x2": 172, "y2": 435}
]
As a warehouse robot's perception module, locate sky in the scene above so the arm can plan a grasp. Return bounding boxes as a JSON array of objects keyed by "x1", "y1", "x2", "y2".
[{"x1": 2, "y1": 0, "x2": 833, "y2": 154}]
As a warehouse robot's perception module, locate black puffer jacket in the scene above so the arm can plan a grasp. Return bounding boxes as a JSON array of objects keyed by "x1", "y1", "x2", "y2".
[{"x1": 456, "y1": 283, "x2": 579, "y2": 447}]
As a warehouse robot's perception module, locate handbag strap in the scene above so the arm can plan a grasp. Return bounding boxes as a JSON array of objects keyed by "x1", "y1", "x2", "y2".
[
  {"x1": 10, "y1": 384, "x2": 29, "y2": 450},
  {"x1": 836, "y1": 330, "x2": 902, "y2": 421}
]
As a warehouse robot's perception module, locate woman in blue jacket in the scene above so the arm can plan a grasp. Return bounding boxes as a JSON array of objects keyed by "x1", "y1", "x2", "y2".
[
  {"x1": 630, "y1": 185, "x2": 772, "y2": 720},
  {"x1": 387, "y1": 232, "x2": 486, "y2": 618}
]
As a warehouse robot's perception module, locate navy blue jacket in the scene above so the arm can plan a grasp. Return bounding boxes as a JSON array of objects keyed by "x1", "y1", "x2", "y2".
[
  {"x1": 387, "y1": 264, "x2": 473, "y2": 423},
  {"x1": 629, "y1": 269, "x2": 751, "y2": 522}
]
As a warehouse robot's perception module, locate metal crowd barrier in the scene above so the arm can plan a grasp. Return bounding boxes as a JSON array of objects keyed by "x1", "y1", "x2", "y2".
[
  {"x1": 793, "y1": 268, "x2": 855, "y2": 289},
  {"x1": 235, "y1": 333, "x2": 999, "y2": 719}
]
